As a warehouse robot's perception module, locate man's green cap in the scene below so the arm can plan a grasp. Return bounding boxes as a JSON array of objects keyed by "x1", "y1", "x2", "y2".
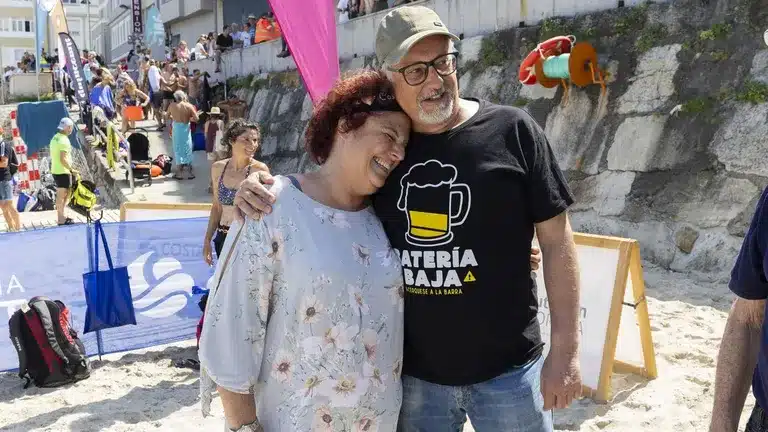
[{"x1": 375, "y1": 5, "x2": 459, "y2": 66}]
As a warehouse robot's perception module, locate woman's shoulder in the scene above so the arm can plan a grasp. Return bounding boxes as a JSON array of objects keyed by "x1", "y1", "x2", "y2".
[{"x1": 249, "y1": 160, "x2": 269, "y2": 172}]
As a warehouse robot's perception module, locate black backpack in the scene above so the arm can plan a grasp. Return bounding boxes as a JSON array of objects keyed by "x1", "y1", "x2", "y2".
[{"x1": 8, "y1": 296, "x2": 91, "y2": 388}]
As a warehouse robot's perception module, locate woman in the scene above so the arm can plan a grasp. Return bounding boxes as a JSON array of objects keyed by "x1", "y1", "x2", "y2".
[
  {"x1": 203, "y1": 118, "x2": 269, "y2": 264},
  {"x1": 199, "y1": 70, "x2": 410, "y2": 431},
  {"x1": 194, "y1": 35, "x2": 208, "y2": 60},
  {"x1": 168, "y1": 90, "x2": 198, "y2": 179},
  {"x1": 115, "y1": 81, "x2": 149, "y2": 133},
  {"x1": 176, "y1": 41, "x2": 190, "y2": 65},
  {"x1": 89, "y1": 72, "x2": 116, "y2": 120}
]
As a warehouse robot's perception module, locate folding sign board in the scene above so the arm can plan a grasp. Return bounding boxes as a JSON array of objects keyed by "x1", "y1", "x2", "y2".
[
  {"x1": 533, "y1": 233, "x2": 658, "y2": 402},
  {"x1": 120, "y1": 202, "x2": 213, "y2": 222}
]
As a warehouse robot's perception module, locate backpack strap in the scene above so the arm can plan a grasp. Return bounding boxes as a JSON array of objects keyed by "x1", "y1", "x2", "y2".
[{"x1": 8, "y1": 308, "x2": 30, "y2": 385}]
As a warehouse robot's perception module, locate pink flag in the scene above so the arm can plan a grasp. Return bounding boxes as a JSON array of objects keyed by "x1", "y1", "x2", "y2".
[{"x1": 269, "y1": 0, "x2": 340, "y2": 105}]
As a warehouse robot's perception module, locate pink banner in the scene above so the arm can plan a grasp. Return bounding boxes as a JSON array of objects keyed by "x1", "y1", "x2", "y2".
[{"x1": 268, "y1": 0, "x2": 340, "y2": 105}]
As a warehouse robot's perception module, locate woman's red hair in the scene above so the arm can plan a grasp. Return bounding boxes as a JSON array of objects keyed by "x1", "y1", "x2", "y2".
[{"x1": 305, "y1": 69, "x2": 396, "y2": 164}]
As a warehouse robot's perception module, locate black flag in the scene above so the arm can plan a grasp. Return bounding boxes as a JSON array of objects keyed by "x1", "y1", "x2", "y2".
[
  {"x1": 58, "y1": 32, "x2": 88, "y2": 105},
  {"x1": 131, "y1": 0, "x2": 143, "y2": 35}
]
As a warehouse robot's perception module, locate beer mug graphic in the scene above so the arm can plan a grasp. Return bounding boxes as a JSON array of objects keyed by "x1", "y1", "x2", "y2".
[{"x1": 397, "y1": 160, "x2": 471, "y2": 247}]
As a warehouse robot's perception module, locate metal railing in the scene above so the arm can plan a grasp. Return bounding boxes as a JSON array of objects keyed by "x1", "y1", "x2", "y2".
[{"x1": 89, "y1": 106, "x2": 136, "y2": 194}]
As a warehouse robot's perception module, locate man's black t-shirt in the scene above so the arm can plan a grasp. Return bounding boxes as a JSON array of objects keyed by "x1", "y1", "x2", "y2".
[
  {"x1": 372, "y1": 99, "x2": 574, "y2": 386},
  {"x1": 216, "y1": 34, "x2": 233, "y2": 50}
]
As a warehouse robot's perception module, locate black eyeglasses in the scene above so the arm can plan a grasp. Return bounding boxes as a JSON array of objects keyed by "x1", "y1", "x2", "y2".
[{"x1": 387, "y1": 52, "x2": 459, "y2": 86}]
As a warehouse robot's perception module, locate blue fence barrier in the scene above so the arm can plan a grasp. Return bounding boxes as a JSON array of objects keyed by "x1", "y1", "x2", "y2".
[{"x1": 0, "y1": 217, "x2": 213, "y2": 371}]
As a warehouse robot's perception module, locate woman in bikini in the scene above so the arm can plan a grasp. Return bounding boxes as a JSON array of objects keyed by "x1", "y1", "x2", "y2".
[{"x1": 203, "y1": 118, "x2": 269, "y2": 265}]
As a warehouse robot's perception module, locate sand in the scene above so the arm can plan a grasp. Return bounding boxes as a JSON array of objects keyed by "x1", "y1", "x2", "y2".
[{"x1": 0, "y1": 265, "x2": 755, "y2": 432}]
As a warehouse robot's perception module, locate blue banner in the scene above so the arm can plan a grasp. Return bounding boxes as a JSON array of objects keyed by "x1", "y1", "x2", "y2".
[
  {"x1": 0, "y1": 218, "x2": 213, "y2": 371},
  {"x1": 144, "y1": 5, "x2": 166, "y2": 61},
  {"x1": 35, "y1": 0, "x2": 48, "y2": 67}
]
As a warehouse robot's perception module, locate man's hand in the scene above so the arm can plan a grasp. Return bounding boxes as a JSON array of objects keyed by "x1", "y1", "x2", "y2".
[
  {"x1": 541, "y1": 350, "x2": 582, "y2": 410},
  {"x1": 530, "y1": 246, "x2": 541, "y2": 271},
  {"x1": 233, "y1": 171, "x2": 276, "y2": 223}
]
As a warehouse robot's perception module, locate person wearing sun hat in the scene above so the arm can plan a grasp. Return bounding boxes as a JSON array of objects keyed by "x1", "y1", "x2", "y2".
[
  {"x1": 204, "y1": 106, "x2": 225, "y2": 164},
  {"x1": 50, "y1": 117, "x2": 77, "y2": 225},
  {"x1": 231, "y1": 4, "x2": 578, "y2": 431}
]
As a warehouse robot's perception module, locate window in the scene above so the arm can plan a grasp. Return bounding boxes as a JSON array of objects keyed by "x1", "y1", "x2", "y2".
[
  {"x1": 111, "y1": 15, "x2": 130, "y2": 49},
  {"x1": 3, "y1": 18, "x2": 34, "y2": 33},
  {"x1": 61, "y1": 0, "x2": 77, "y2": 4},
  {"x1": 69, "y1": 19, "x2": 82, "y2": 37}
]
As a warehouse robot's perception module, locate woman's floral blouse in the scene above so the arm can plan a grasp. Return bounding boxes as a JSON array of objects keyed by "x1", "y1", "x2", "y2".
[{"x1": 200, "y1": 176, "x2": 405, "y2": 432}]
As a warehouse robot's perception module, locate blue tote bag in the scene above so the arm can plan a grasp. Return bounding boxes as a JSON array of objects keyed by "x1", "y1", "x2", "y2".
[{"x1": 82, "y1": 220, "x2": 137, "y2": 333}]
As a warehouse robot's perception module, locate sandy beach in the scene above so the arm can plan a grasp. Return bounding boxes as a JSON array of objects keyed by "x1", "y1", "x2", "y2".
[{"x1": 0, "y1": 264, "x2": 753, "y2": 431}]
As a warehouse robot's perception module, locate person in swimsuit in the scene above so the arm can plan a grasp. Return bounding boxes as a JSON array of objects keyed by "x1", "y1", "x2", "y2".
[
  {"x1": 203, "y1": 118, "x2": 269, "y2": 265},
  {"x1": 168, "y1": 90, "x2": 199, "y2": 179},
  {"x1": 115, "y1": 81, "x2": 149, "y2": 133}
]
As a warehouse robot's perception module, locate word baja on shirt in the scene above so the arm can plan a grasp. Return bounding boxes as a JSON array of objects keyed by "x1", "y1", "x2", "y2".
[{"x1": 395, "y1": 247, "x2": 477, "y2": 293}]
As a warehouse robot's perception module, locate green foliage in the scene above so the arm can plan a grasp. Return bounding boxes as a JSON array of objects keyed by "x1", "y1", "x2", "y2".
[
  {"x1": 735, "y1": 80, "x2": 768, "y2": 104},
  {"x1": 699, "y1": 23, "x2": 731, "y2": 41},
  {"x1": 540, "y1": 17, "x2": 573, "y2": 41},
  {"x1": 478, "y1": 37, "x2": 505, "y2": 69},
  {"x1": 635, "y1": 24, "x2": 667, "y2": 52},
  {"x1": 512, "y1": 97, "x2": 530, "y2": 107},
  {"x1": 681, "y1": 96, "x2": 714, "y2": 114},
  {"x1": 709, "y1": 50, "x2": 729, "y2": 62},
  {"x1": 10, "y1": 93, "x2": 55, "y2": 103},
  {"x1": 614, "y1": 2, "x2": 650, "y2": 36}
]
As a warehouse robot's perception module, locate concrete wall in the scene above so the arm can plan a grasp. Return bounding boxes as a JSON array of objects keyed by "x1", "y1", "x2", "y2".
[
  {"x1": 9, "y1": 73, "x2": 53, "y2": 97},
  {"x1": 168, "y1": 11, "x2": 214, "y2": 47},
  {"x1": 187, "y1": 0, "x2": 657, "y2": 79}
]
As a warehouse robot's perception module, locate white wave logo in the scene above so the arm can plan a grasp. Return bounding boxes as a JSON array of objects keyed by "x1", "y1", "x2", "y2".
[{"x1": 128, "y1": 252, "x2": 195, "y2": 319}]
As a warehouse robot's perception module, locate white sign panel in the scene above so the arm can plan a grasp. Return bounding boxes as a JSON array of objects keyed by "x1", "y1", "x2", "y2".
[{"x1": 533, "y1": 243, "x2": 619, "y2": 390}]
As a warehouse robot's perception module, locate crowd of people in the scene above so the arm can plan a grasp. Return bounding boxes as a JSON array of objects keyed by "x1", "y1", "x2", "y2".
[{"x1": 337, "y1": 0, "x2": 418, "y2": 22}]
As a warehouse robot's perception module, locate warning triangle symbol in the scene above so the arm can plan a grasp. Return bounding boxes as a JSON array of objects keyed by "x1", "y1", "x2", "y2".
[{"x1": 464, "y1": 271, "x2": 476, "y2": 283}]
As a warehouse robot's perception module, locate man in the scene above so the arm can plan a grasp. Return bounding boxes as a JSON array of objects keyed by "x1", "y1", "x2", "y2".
[
  {"x1": 215, "y1": 25, "x2": 234, "y2": 73},
  {"x1": 710, "y1": 187, "x2": 768, "y2": 432},
  {"x1": 147, "y1": 59, "x2": 165, "y2": 129},
  {"x1": 50, "y1": 118, "x2": 77, "y2": 226},
  {"x1": 188, "y1": 69, "x2": 202, "y2": 107},
  {"x1": 233, "y1": 6, "x2": 581, "y2": 431},
  {"x1": 160, "y1": 62, "x2": 177, "y2": 128},
  {"x1": 247, "y1": 14, "x2": 257, "y2": 43},
  {"x1": 0, "y1": 129, "x2": 20, "y2": 231}
]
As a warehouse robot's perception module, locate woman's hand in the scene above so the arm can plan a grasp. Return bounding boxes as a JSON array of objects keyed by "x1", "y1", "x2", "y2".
[
  {"x1": 530, "y1": 246, "x2": 541, "y2": 271},
  {"x1": 203, "y1": 241, "x2": 214, "y2": 266},
  {"x1": 233, "y1": 171, "x2": 276, "y2": 223}
]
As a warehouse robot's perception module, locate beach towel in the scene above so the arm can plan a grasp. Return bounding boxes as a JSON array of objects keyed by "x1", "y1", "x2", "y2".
[
  {"x1": 16, "y1": 101, "x2": 77, "y2": 155},
  {"x1": 172, "y1": 122, "x2": 193, "y2": 165}
]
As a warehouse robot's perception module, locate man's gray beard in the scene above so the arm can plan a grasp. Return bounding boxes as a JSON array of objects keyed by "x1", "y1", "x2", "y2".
[{"x1": 417, "y1": 96, "x2": 454, "y2": 126}]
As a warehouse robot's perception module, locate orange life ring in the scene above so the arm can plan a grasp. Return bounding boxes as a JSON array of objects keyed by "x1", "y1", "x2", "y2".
[{"x1": 518, "y1": 35, "x2": 576, "y2": 85}]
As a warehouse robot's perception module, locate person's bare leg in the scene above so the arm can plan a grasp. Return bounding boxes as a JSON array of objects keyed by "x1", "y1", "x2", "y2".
[
  {"x1": 56, "y1": 187, "x2": 68, "y2": 224},
  {"x1": 9, "y1": 203, "x2": 20, "y2": 231},
  {"x1": 0, "y1": 202, "x2": 14, "y2": 231}
]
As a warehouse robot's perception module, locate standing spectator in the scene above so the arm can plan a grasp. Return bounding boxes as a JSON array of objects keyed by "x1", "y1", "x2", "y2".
[
  {"x1": 168, "y1": 91, "x2": 199, "y2": 179},
  {"x1": 240, "y1": 24, "x2": 253, "y2": 47},
  {"x1": 0, "y1": 131, "x2": 20, "y2": 232},
  {"x1": 160, "y1": 62, "x2": 177, "y2": 127},
  {"x1": 230, "y1": 23, "x2": 245, "y2": 48},
  {"x1": 188, "y1": 69, "x2": 202, "y2": 107},
  {"x1": 147, "y1": 59, "x2": 165, "y2": 129},
  {"x1": 50, "y1": 118, "x2": 77, "y2": 226},
  {"x1": 247, "y1": 15, "x2": 257, "y2": 43},
  {"x1": 115, "y1": 81, "x2": 149, "y2": 133}
]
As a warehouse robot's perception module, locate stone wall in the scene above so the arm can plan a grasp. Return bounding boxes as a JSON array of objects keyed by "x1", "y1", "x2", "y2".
[{"x1": 225, "y1": 0, "x2": 768, "y2": 279}]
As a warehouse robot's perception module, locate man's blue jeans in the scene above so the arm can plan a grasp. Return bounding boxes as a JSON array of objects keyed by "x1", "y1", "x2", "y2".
[{"x1": 397, "y1": 354, "x2": 552, "y2": 432}]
